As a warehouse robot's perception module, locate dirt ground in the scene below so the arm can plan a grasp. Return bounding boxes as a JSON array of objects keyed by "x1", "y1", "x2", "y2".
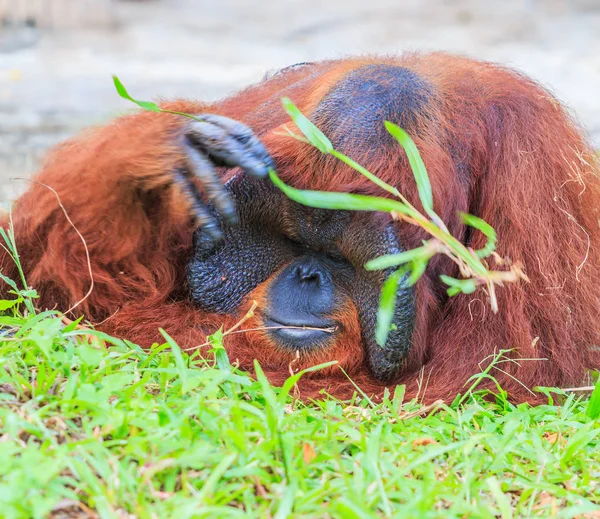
[{"x1": 1, "y1": 0, "x2": 599, "y2": 202}]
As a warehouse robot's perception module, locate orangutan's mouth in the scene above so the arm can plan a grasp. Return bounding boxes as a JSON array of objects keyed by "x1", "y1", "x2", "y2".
[{"x1": 263, "y1": 315, "x2": 338, "y2": 350}]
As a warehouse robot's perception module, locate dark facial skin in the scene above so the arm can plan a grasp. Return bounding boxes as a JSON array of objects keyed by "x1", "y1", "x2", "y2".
[
  {"x1": 180, "y1": 64, "x2": 430, "y2": 381},
  {"x1": 186, "y1": 171, "x2": 416, "y2": 382},
  {"x1": 264, "y1": 255, "x2": 340, "y2": 350}
]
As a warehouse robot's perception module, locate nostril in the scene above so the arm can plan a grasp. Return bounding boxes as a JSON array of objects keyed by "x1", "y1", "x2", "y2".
[{"x1": 295, "y1": 263, "x2": 323, "y2": 286}]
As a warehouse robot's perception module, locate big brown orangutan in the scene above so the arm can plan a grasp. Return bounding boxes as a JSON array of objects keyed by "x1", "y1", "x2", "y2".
[{"x1": 2, "y1": 53, "x2": 599, "y2": 402}]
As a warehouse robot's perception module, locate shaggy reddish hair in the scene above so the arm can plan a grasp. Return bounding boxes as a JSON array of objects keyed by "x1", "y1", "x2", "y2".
[{"x1": 2, "y1": 53, "x2": 599, "y2": 403}]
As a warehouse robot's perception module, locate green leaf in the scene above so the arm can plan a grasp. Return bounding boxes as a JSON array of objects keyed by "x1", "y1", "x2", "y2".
[
  {"x1": 0, "y1": 272, "x2": 18, "y2": 292},
  {"x1": 278, "y1": 360, "x2": 338, "y2": 405},
  {"x1": 0, "y1": 298, "x2": 21, "y2": 311},
  {"x1": 252, "y1": 360, "x2": 281, "y2": 434},
  {"x1": 64, "y1": 328, "x2": 128, "y2": 348},
  {"x1": 407, "y1": 259, "x2": 428, "y2": 286},
  {"x1": 208, "y1": 328, "x2": 231, "y2": 373},
  {"x1": 563, "y1": 425, "x2": 600, "y2": 462},
  {"x1": 159, "y1": 328, "x2": 190, "y2": 393},
  {"x1": 61, "y1": 315, "x2": 83, "y2": 333},
  {"x1": 487, "y1": 477, "x2": 513, "y2": 519},
  {"x1": 112, "y1": 76, "x2": 161, "y2": 112},
  {"x1": 332, "y1": 499, "x2": 376, "y2": 519},
  {"x1": 460, "y1": 212, "x2": 497, "y2": 258},
  {"x1": 27, "y1": 317, "x2": 64, "y2": 359},
  {"x1": 440, "y1": 275, "x2": 478, "y2": 296},
  {"x1": 195, "y1": 453, "x2": 237, "y2": 501},
  {"x1": 19, "y1": 288, "x2": 38, "y2": 299},
  {"x1": 365, "y1": 245, "x2": 435, "y2": 271},
  {"x1": 586, "y1": 377, "x2": 600, "y2": 419},
  {"x1": 274, "y1": 481, "x2": 297, "y2": 519},
  {"x1": 375, "y1": 269, "x2": 403, "y2": 347},
  {"x1": 77, "y1": 344, "x2": 104, "y2": 368},
  {"x1": 385, "y1": 121, "x2": 433, "y2": 214},
  {"x1": 269, "y1": 169, "x2": 410, "y2": 214},
  {"x1": 330, "y1": 150, "x2": 401, "y2": 198},
  {"x1": 281, "y1": 97, "x2": 333, "y2": 154}
]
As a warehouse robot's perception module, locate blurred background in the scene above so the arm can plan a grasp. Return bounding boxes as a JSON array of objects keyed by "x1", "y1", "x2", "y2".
[{"x1": 1, "y1": 0, "x2": 599, "y2": 202}]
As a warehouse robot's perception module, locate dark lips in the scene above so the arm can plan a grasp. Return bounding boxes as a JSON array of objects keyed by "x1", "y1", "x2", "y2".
[{"x1": 263, "y1": 315, "x2": 337, "y2": 349}]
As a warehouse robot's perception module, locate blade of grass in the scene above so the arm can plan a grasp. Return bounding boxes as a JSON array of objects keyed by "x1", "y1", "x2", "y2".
[
  {"x1": 385, "y1": 121, "x2": 434, "y2": 216},
  {"x1": 365, "y1": 245, "x2": 435, "y2": 271},
  {"x1": 281, "y1": 96, "x2": 333, "y2": 154},
  {"x1": 460, "y1": 212, "x2": 497, "y2": 259},
  {"x1": 269, "y1": 169, "x2": 411, "y2": 215},
  {"x1": 586, "y1": 377, "x2": 600, "y2": 419},
  {"x1": 375, "y1": 269, "x2": 403, "y2": 347},
  {"x1": 159, "y1": 328, "x2": 190, "y2": 393}
]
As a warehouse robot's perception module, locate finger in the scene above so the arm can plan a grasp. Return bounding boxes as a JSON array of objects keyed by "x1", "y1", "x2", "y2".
[
  {"x1": 188, "y1": 119, "x2": 274, "y2": 177},
  {"x1": 204, "y1": 115, "x2": 276, "y2": 170},
  {"x1": 183, "y1": 141, "x2": 238, "y2": 225},
  {"x1": 195, "y1": 114, "x2": 254, "y2": 141},
  {"x1": 172, "y1": 169, "x2": 223, "y2": 242},
  {"x1": 187, "y1": 122, "x2": 269, "y2": 178}
]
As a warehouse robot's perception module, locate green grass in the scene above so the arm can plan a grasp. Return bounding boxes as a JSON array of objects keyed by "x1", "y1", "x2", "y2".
[{"x1": 0, "y1": 310, "x2": 599, "y2": 519}]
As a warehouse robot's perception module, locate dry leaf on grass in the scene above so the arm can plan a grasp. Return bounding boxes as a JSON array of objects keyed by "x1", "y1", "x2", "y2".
[
  {"x1": 302, "y1": 443, "x2": 317, "y2": 463},
  {"x1": 412, "y1": 437, "x2": 439, "y2": 448}
]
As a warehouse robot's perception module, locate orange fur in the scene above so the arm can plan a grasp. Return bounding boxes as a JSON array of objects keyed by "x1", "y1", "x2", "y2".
[{"x1": 2, "y1": 53, "x2": 599, "y2": 403}]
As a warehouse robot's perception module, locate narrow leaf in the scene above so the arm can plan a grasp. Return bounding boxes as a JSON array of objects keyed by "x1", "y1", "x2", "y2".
[
  {"x1": 0, "y1": 272, "x2": 18, "y2": 292},
  {"x1": 440, "y1": 275, "x2": 478, "y2": 296},
  {"x1": 159, "y1": 328, "x2": 189, "y2": 393},
  {"x1": 365, "y1": 245, "x2": 434, "y2": 271},
  {"x1": 460, "y1": 212, "x2": 497, "y2": 258},
  {"x1": 61, "y1": 315, "x2": 84, "y2": 333},
  {"x1": 112, "y1": 75, "x2": 161, "y2": 112},
  {"x1": 407, "y1": 259, "x2": 428, "y2": 285},
  {"x1": 586, "y1": 378, "x2": 600, "y2": 419},
  {"x1": 487, "y1": 477, "x2": 513, "y2": 519},
  {"x1": 270, "y1": 169, "x2": 410, "y2": 214},
  {"x1": 195, "y1": 453, "x2": 237, "y2": 501},
  {"x1": 0, "y1": 298, "x2": 21, "y2": 311},
  {"x1": 375, "y1": 270, "x2": 403, "y2": 347},
  {"x1": 274, "y1": 481, "x2": 297, "y2": 519},
  {"x1": 385, "y1": 121, "x2": 434, "y2": 214},
  {"x1": 278, "y1": 360, "x2": 339, "y2": 405},
  {"x1": 207, "y1": 327, "x2": 232, "y2": 373},
  {"x1": 330, "y1": 150, "x2": 401, "y2": 198},
  {"x1": 282, "y1": 97, "x2": 333, "y2": 154}
]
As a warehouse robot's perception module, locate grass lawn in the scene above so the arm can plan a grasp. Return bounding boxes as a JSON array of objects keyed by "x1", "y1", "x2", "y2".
[
  {"x1": 0, "y1": 308, "x2": 599, "y2": 519},
  {"x1": 3, "y1": 84, "x2": 597, "y2": 518}
]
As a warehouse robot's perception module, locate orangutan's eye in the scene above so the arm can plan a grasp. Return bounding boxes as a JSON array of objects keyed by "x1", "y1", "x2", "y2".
[{"x1": 326, "y1": 251, "x2": 349, "y2": 267}]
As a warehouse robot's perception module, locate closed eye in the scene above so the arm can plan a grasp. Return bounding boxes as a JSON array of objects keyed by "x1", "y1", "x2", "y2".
[
  {"x1": 326, "y1": 251, "x2": 349, "y2": 267},
  {"x1": 283, "y1": 233, "x2": 349, "y2": 267}
]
